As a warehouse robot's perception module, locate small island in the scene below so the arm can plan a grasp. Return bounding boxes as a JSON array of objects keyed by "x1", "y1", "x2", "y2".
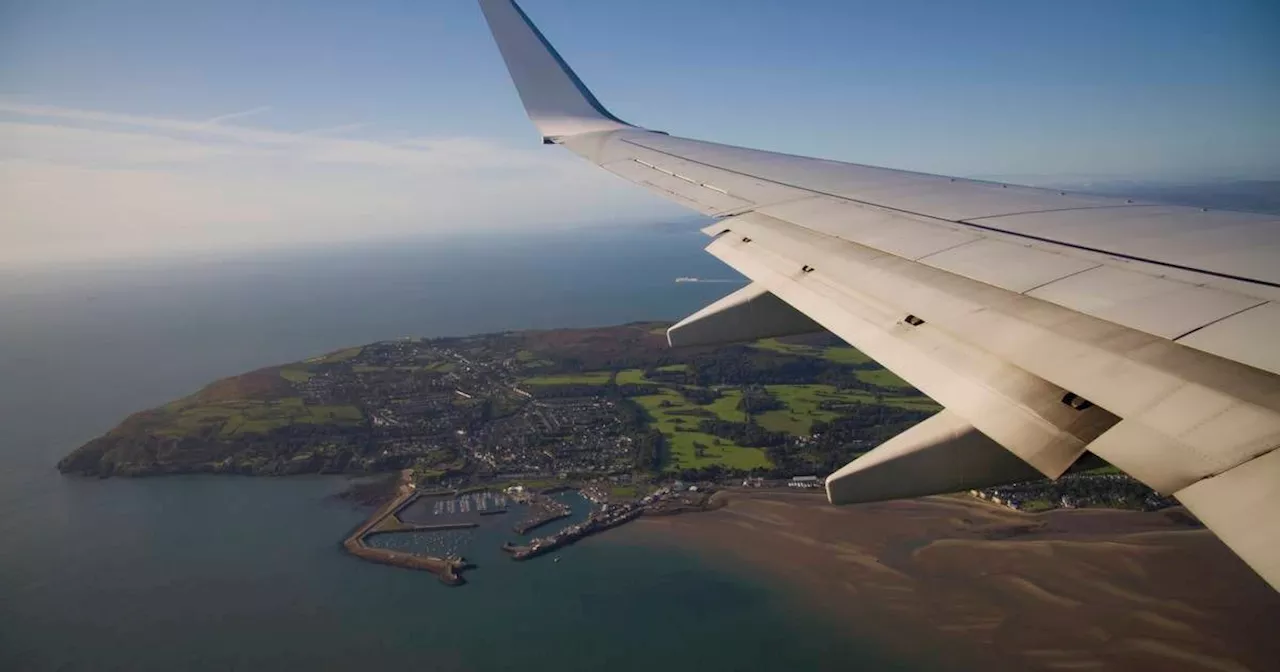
[{"x1": 58, "y1": 322, "x2": 1175, "y2": 582}]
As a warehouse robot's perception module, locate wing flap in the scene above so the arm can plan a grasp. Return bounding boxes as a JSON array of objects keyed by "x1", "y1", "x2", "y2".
[
  {"x1": 1174, "y1": 448, "x2": 1280, "y2": 589},
  {"x1": 666, "y1": 282, "x2": 822, "y2": 348},
  {"x1": 826, "y1": 410, "x2": 1049, "y2": 504}
]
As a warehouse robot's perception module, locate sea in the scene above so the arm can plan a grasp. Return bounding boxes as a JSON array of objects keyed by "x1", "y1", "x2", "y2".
[{"x1": 0, "y1": 223, "x2": 914, "y2": 671}]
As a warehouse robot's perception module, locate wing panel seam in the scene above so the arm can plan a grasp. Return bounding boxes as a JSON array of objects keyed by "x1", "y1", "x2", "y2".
[
  {"x1": 1172, "y1": 300, "x2": 1269, "y2": 341},
  {"x1": 619, "y1": 137, "x2": 1280, "y2": 290}
]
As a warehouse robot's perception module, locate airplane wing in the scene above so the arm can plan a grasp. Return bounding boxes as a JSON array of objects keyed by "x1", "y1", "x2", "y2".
[{"x1": 477, "y1": 0, "x2": 1280, "y2": 590}]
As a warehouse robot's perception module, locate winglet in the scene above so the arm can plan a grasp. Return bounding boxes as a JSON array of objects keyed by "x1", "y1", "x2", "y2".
[{"x1": 478, "y1": 0, "x2": 634, "y2": 142}]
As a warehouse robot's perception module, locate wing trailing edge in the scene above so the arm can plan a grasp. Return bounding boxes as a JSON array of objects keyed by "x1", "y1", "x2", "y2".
[
  {"x1": 826, "y1": 411, "x2": 1048, "y2": 504},
  {"x1": 667, "y1": 281, "x2": 823, "y2": 348}
]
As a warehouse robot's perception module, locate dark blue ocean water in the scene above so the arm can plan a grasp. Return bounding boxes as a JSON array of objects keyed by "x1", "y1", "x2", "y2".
[{"x1": 0, "y1": 224, "x2": 914, "y2": 671}]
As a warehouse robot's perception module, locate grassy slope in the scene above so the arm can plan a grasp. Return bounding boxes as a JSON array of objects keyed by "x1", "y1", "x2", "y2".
[
  {"x1": 141, "y1": 359, "x2": 370, "y2": 440},
  {"x1": 279, "y1": 367, "x2": 313, "y2": 383},
  {"x1": 156, "y1": 395, "x2": 362, "y2": 438},
  {"x1": 310, "y1": 346, "x2": 362, "y2": 364}
]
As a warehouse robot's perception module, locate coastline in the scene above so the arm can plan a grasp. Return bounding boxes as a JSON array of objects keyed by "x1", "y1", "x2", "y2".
[{"x1": 608, "y1": 490, "x2": 1280, "y2": 672}]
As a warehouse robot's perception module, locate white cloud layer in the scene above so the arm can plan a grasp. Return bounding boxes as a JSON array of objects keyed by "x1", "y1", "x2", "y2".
[{"x1": 0, "y1": 101, "x2": 680, "y2": 266}]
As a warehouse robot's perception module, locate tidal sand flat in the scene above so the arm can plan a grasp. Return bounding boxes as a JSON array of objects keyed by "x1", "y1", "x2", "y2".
[{"x1": 614, "y1": 490, "x2": 1280, "y2": 672}]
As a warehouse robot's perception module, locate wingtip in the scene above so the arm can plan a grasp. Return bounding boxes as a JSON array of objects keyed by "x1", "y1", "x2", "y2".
[{"x1": 478, "y1": 0, "x2": 634, "y2": 140}]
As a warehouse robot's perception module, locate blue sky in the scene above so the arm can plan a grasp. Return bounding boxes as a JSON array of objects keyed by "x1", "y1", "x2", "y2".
[{"x1": 1, "y1": 0, "x2": 1277, "y2": 264}]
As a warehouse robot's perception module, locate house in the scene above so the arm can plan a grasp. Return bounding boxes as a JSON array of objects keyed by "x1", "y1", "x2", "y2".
[{"x1": 789, "y1": 475, "x2": 822, "y2": 489}]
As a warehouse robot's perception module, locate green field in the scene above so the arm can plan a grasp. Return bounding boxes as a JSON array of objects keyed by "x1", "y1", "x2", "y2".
[
  {"x1": 855, "y1": 368, "x2": 912, "y2": 389},
  {"x1": 514, "y1": 350, "x2": 555, "y2": 368},
  {"x1": 821, "y1": 346, "x2": 872, "y2": 365},
  {"x1": 1018, "y1": 498, "x2": 1056, "y2": 513},
  {"x1": 521, "y1": 371, "x2": 612, "y2": 386},
  {"x1": 704, "y1": 389, "x2": 748, "y2": 422},
  {"x1": 752, "y1": 338, "x2": 822, "y2": 357},
  {"x1": 753, "y1": 339, "x2": 910, "y2": 381},
  {"x1": 632, "y1": 391, "x2": 771, "y2": 472},
  {"x1": 756, "y1": 385, "x2": 871, "y2": 434},
  {"x1": 881, "y1": 396, "x2": 942, "y2": 411},
  {"x1": 656, "y1": 364, "x2": 688, "y2": 372},
  {"x1": 279, "y1": 367, "x2": 313, "y2": 383},
  {"x1": 310, "y1": 346, "x2": 362, "y2": 364},
  {"x1": 154, "y1": 397, "x2": 362, "y2": 438},
  {"x1": 616, "y1": 369, "x2": 652, "y2": 385}
]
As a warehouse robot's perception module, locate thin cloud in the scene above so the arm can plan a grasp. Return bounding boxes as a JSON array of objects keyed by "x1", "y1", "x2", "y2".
[
  {"x1": 0, "y1": 101, "x2": 684, "y2": 266},
  {"x1": 201, "y1": 105, "x2": 273, "y2": 125},
  {"x1": 299, "y1": 122, "x2": 371, "y2": 136},
  {"x1": 0, "y1": 101, "x2": 554, "y2": 170},
  {"x1": 0, "y1": 100, "x2": 302, "y2": 146}
]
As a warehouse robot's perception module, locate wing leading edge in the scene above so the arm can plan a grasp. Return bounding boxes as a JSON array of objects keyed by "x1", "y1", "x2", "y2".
[{"x1": 477, "y1": 0, "x2": 1280, "y2": 591}]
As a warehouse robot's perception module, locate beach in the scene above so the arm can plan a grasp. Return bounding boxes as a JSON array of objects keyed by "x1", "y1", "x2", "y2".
[{"x1": 612, "y1": 490, "x2": 1280, "y2": 672}]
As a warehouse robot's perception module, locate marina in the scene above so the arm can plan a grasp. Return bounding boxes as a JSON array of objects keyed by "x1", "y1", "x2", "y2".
[{"x1": 398, "y1": 490, "x2": 509, "y2": 525}]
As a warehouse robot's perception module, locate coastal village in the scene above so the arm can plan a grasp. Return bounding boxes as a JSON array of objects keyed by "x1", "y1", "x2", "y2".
[{"x1": 60, "y1": 322, "x2": 1178, "y2": 584}]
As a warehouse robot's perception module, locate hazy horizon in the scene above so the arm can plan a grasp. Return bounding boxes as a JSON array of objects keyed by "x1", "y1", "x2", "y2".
[{"x1": 3, "y1": 0, "x2": 1278, "y2": 266}]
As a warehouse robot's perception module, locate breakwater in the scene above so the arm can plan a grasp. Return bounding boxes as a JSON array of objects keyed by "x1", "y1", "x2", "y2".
[{"x1": 341, "y1": 477, "x2": 471, "y2": 585}]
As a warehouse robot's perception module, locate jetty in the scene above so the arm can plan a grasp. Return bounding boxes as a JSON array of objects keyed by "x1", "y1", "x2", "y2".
[
  {"x1": 511, "y1": 494, "x2": 571, "y2": 534},
  {"x1": 504, "y1": 505, "x2": 643, "y2": 560}
]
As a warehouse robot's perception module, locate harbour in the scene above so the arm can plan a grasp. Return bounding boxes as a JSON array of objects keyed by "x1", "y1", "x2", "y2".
[{"x1": 342, "y1": 473, "x2": 724, "y2": 583}]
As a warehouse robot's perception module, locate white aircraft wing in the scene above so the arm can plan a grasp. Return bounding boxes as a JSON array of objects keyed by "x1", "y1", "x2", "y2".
[{"x1": 478, "y1": 0, "x2": 1280, "y2": 590}]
